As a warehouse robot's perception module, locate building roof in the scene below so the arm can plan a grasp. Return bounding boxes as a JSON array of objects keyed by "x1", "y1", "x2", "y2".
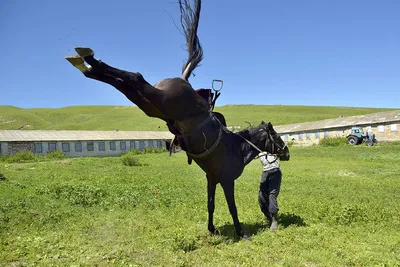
[
  {"x1": 274, "y1": 110, "x2": 400, "y2": 134},
  {"x1": 0, "y1": 130, "x2": 174, "y2": 142}
]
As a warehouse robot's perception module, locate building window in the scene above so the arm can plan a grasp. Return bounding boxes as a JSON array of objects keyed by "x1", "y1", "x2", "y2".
[
  {"x1": 391, "y1": 124, "x2": 398, "y2": 132},
  {"x1": 283, "y1": 134, "x2": 288, "y2": 141},
  {"x1": 148, "y1": 141, "x2": 153, "y2": 148},
  {"x1": 324, "y1": 131, "x2": 329, "y2": 137},
  {"x1": 139, "y1": 141, "x2": 145, "y2": 150},
  {"x1": 110, "y1": 141, "x2": 116, "y2": 150},
  {"x1": 75, "y1": 142, "x2": 82, "y2": 152},
  {"x1": 87, "y1": 142, "x2": 94, "y2": 151},
  {"x1": 298, "y1": 133, "x2": 303, "y2": 140},
  {"x1": 34, "y1": 143, "x2": 42, "y2": 153},
  {"x1": 315, "y1": 132, "x2": 320, "y2": 139},
  {"x1": 366, "y1": 126, "x2": 372, "y2": 133},
  {"x1": 120, "y1": 141, "x2": 126, "y2": 150},
  {"x1": 378, "y1": 125, "x2": 385, "y2": 133},
  {"x1": 48, "y1": 142, "x2": 56, "y2": 152},
  {"x1": 62, "y1": 143, "x2": 70, "y2": 152},
  {"x1": 306, "y1": 133, "x2": 311, "y2": 140},
  {"x1": 157, "y1": 141, "x2": 162, "y2": 148},
  {"x1": 130, "y1": 141, "x2": 135, "y2": 150},
  {"x1": 99, "y1": 142, "x2": 105, "y2": 151}
]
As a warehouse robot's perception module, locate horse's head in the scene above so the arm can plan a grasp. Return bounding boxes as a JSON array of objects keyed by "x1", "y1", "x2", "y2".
[{"x1": 249, "y1": 121, "x2": 290, "y2": 161}]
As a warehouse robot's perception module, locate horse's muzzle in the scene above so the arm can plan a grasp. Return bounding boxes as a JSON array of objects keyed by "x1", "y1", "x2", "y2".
[{"x1": 279, "y1": 146, "x2": 290, "y2": 161}]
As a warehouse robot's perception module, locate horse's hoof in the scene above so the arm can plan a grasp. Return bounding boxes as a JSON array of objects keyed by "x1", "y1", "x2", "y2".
[
  {"x1": 208, "y1": 226, "x2": 220, "y2": 236},
  {"x1": 65, "y1": 55, "x2": 84, "y2": 65},
  {"x1": 209, "y1": 229, "x2": 220, "y2": 236},
  {"x1": 65, "y1": 55, "x2": 91, "y2": 73},
  {"x1": 75, "y1": 47, "x2": 94, "y2": 58},
  {"x1": 242, "y1": 234, "x2": 251, "y2": 241},
  {"x1": 212, "y1": 229, "x2": 220, "y2": 235}
]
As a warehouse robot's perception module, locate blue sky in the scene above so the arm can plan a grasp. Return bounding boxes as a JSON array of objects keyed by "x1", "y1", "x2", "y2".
[{"x1": 1, "y1": 0, "x2": 399, "y2": 109}]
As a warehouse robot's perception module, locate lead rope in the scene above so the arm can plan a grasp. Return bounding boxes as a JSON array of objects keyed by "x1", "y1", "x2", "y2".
[{"x1": 213, "y1": 114, "x2": 265, "y2": 154}]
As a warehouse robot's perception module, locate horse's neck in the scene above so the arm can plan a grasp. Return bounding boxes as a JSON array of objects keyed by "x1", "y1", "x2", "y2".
[
  {"x1": 242, "y1": 141, "x2": 260, "y2": 165},
  {"x1": 237, "y1": 132, "x2": 261, "y2": 166}
]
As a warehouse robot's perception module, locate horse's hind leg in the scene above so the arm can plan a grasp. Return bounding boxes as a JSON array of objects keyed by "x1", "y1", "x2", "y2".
[
  {"x1": 64, "y1": 55, "x2": 91, "y2": 73},
  {"x1": 73, "y1": 47, "x2": 170, "y2": 116},
  {"x1": 65, "y1": 54, "x2": 168, "y2": 121}
]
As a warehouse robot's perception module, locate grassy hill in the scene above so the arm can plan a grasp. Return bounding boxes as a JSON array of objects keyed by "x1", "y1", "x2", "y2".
[{"x1": 0, "y1": 105, "x2": 396, "y2": 131}]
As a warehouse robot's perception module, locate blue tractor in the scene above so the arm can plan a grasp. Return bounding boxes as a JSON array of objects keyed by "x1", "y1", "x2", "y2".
[{"x1": 346, "y1": 127, "x2": 377, "y2": 146}]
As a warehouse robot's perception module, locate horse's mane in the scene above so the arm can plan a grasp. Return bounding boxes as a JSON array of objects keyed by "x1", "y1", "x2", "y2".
[
  {"x1": 179, "y1": 0, "x2": 203, "y2": 81},
  {"x1": 236, "y1": 122, "x2": 264, "y2": 140}
]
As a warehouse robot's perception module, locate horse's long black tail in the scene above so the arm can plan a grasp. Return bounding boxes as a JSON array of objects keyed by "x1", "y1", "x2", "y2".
[{"x1": 179, "y1": 0, "x2": 203, "y2": 81}]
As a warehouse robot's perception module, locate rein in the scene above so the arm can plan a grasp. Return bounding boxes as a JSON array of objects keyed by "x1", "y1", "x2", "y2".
[
  {"x1": 235, "y1": 127, "x2": 287, "y2": 159},
  {"x1": 236, "y1": 134, "x2": 263, "y2": 153}
]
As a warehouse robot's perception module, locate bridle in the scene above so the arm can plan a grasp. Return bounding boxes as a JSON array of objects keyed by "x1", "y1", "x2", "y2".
[
  {"x1": 236, "y1": 126, "x2": 286, "y2": 158},
  {"x1": 266, "y1": 129, "x2": 287, "y2": 156}
]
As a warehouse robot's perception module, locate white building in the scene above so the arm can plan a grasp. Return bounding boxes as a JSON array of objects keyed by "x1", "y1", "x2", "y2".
[
  {"x1": 0, "y1": 130, "x2": 174, "y2": 157},
  {"x1": 274, "y1": 110, "x2": 400, "y2": 146}
]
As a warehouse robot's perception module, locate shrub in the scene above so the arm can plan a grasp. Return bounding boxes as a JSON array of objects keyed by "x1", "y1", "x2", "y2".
[
  {"x1": 0, "y1": 170, "x2": 7, "y2": 181},
  {"x1": 319, "y1": 137, "x2": 347, "y2": 147},
  {"x1": 121, "y1": 148, "x2": 163, "y2": 166},
  {"x1": 5, "y1": 151, "x2": 37, "y2": 163},
  {"x1": 46, "y1": 151, "x2": 66, "y2": 160},
  {"x1": 125, "y1": 148, "x2": 165, "y2": 155},
  {"x1": 122, "y1": 154, "x2": 143, "y2": 166},
  {"x1": 286, "y1": 141, "x2": 295, "y2": 147},
  {"x1": 0, "y1": 155, "x2": 8, "y2": 163}
]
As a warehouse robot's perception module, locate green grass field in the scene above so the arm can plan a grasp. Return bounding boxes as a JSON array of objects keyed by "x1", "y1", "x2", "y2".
[
  {"x1": 0, "y1": 105, "x2": 396, "y2": 131},
  {"x1": 1, "y1": 142, "x2": 399, "y2": 266}
]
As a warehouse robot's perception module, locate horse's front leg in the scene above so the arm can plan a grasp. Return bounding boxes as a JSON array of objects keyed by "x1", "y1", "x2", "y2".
[
  {"x1": 207, "y1": 177, "x2": 219, "y2": 235},
  {"x1": 221, "y1": 180, "x2": 251, "y2": 241}
]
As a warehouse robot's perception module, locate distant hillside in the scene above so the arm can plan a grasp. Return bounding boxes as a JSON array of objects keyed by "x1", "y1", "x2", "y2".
[{"x1": 0, "y1": 105, "x2": 396, "y2": 131}]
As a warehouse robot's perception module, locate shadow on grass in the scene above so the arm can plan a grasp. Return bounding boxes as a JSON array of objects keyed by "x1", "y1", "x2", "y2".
[
  {"x1": 217, "y1": 212, "x2": 307, "y2": 241},
  {"x1": 279, "y1": 212, "x2": 307, "y2": 228},
  {"x1": 217, "y1": 221, "x2": 266, "y2": 241}
]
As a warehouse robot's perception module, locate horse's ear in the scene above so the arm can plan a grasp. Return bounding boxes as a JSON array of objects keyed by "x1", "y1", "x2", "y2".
[
  {"x1": 267, "y1": 122, "x2": 273, "y2": 129},
  {"x1": 261, "y1": 121, "x2": 266, "y2": 125}
]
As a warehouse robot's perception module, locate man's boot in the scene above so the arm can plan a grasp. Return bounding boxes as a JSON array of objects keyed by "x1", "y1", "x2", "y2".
[
  {"x1": 265, "y1": 213, "x2": 272, "y2": 228},
  {"x1": 270, "y1": 213, "x2": 278, "y2": 231}
]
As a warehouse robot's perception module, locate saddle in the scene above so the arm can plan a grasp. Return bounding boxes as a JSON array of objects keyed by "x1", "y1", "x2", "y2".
[
  {"x1": 167, "y1": 88, "x2": 220, "y2": 164},
  {"x1": 195, "y1": 88, "x2": 214, "y2": 109}
]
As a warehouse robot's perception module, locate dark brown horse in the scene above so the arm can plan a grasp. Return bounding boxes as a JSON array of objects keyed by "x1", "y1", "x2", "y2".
[{"x1": 65, "y1": 0, "x2": 290, "y2": 240}]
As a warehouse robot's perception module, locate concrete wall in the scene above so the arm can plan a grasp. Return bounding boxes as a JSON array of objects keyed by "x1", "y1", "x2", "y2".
[
  {"x1": 372, "y1": 122, "x2": 400, "y2": 141},
  {"x1": 0, "y1": 139, "x2": 168, "y2": 157},
  {"x1": 282, "y1": 122, "x2": 400, "y2": 146}
]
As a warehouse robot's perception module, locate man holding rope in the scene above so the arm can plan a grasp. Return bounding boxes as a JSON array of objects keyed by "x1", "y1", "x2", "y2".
[{"x1": 258, "y1": 151, "x2": 282, "y2": 231}]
